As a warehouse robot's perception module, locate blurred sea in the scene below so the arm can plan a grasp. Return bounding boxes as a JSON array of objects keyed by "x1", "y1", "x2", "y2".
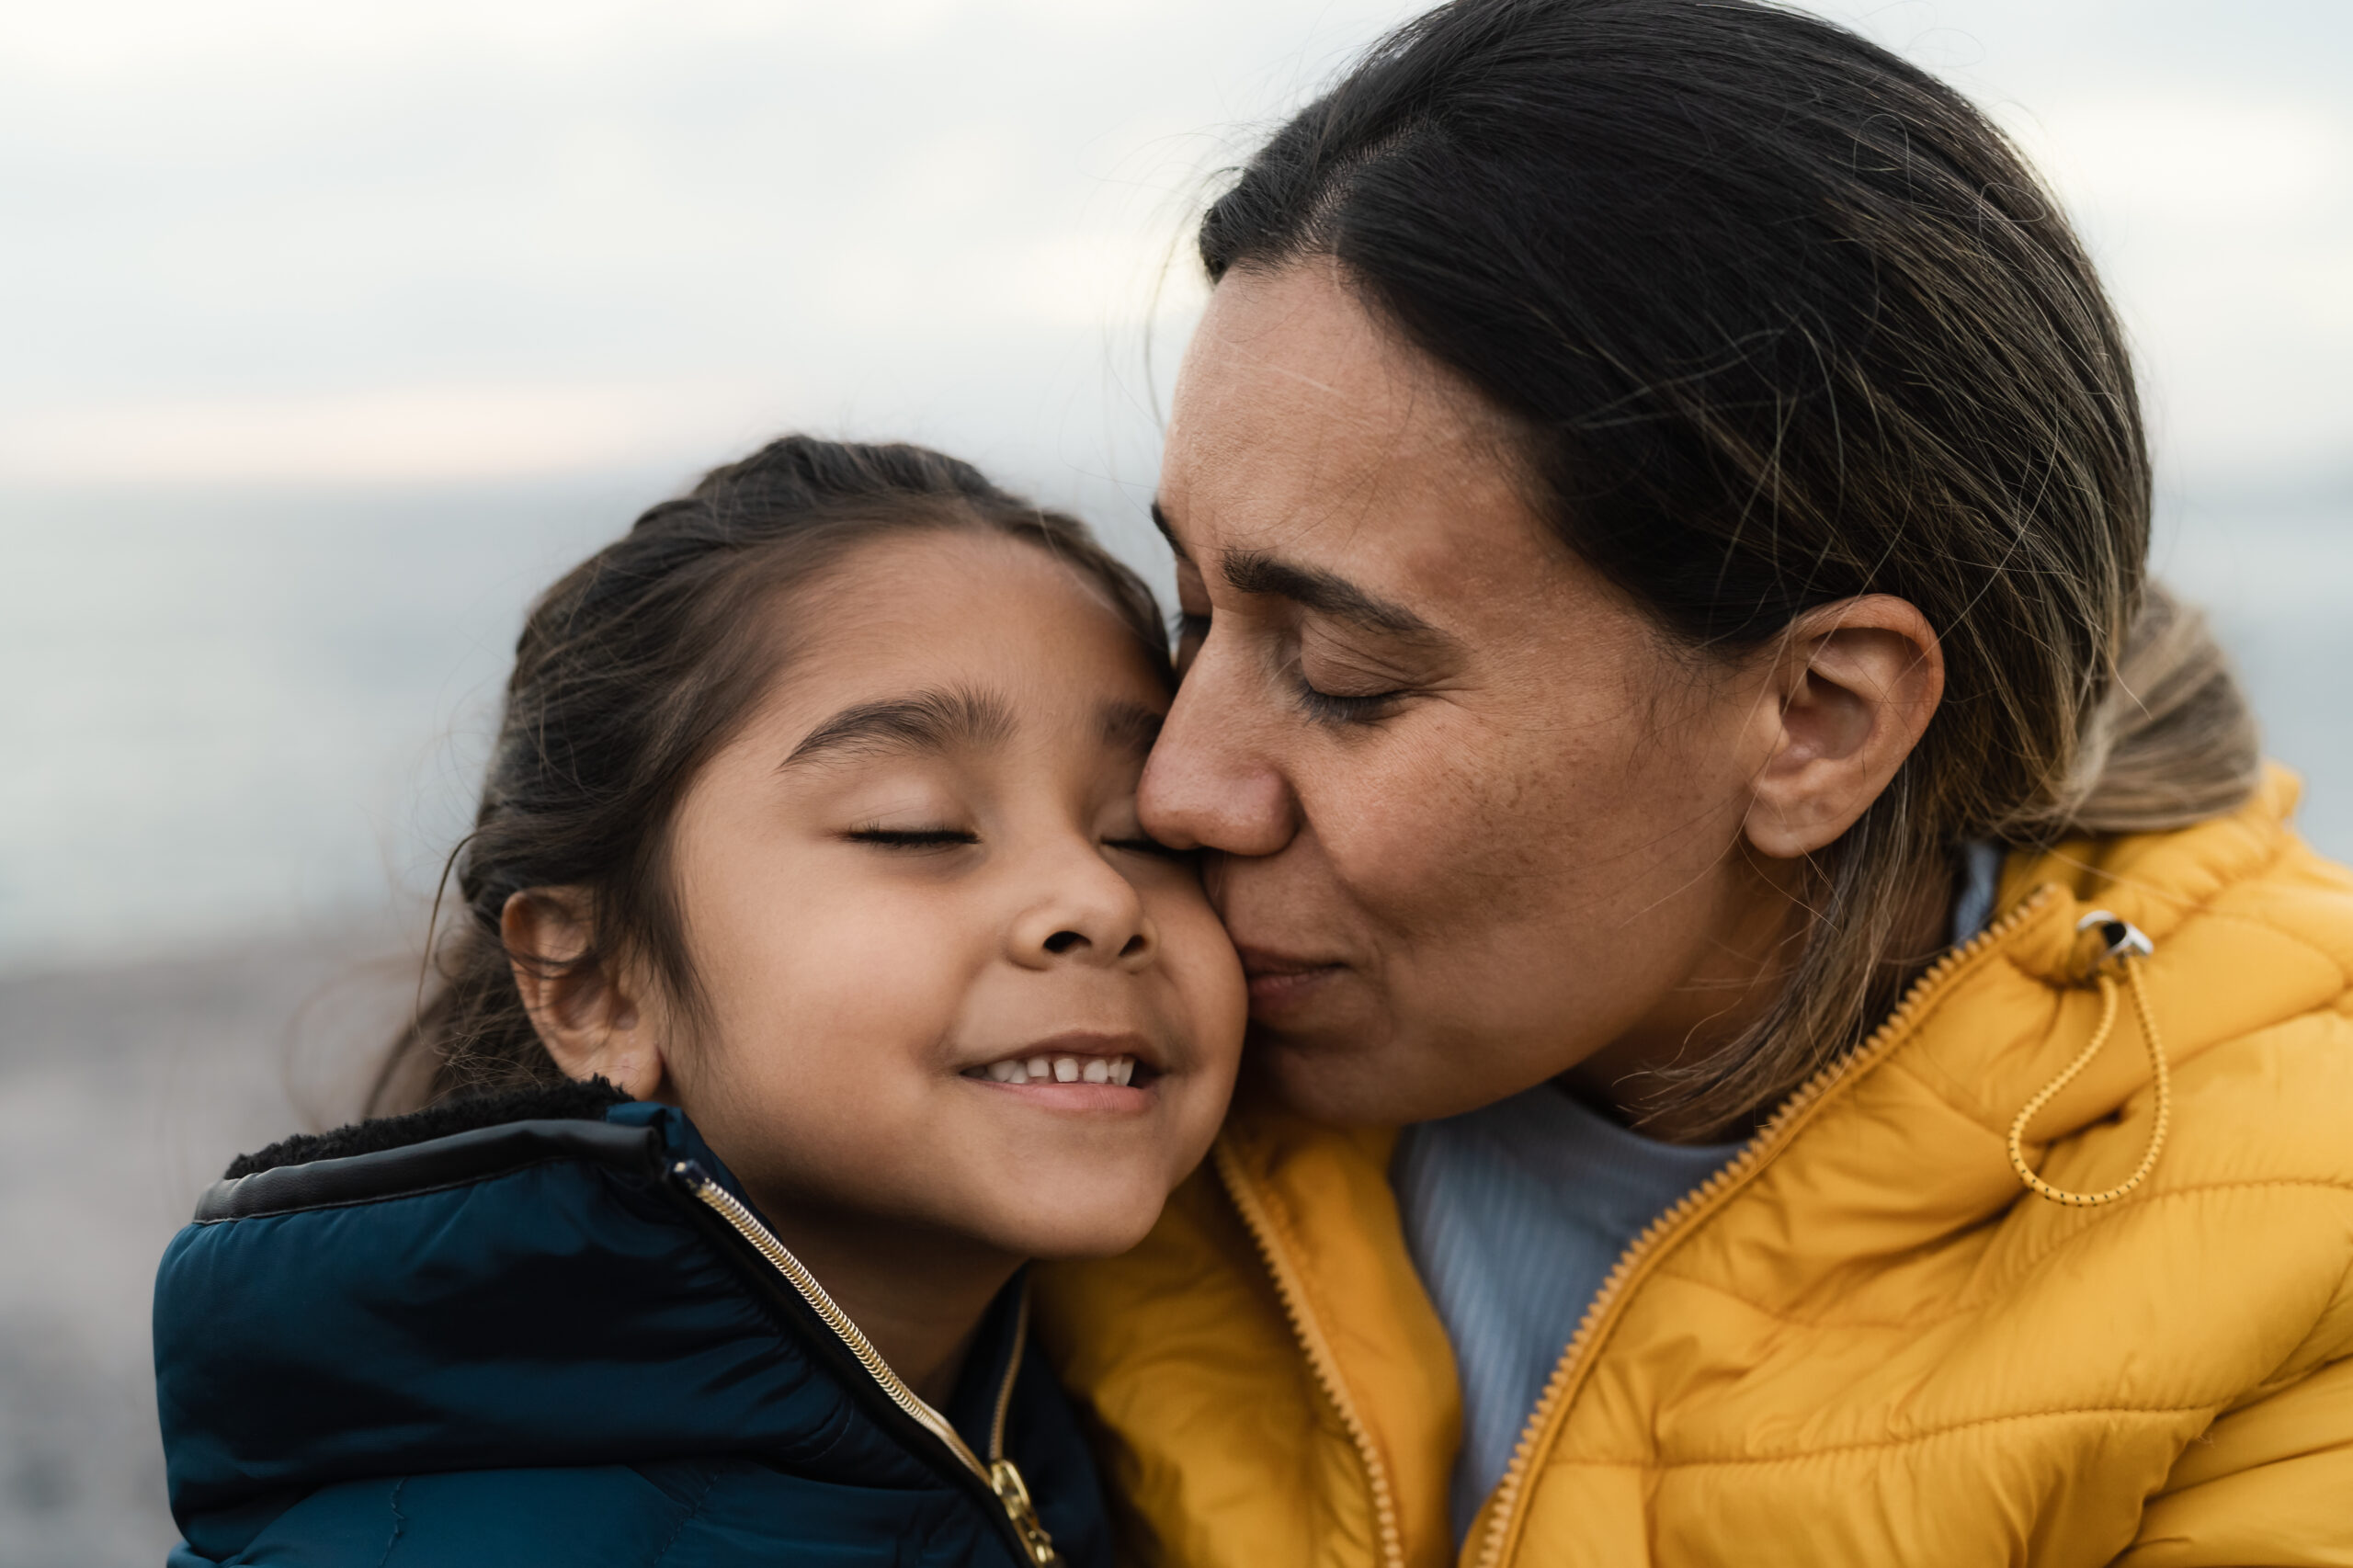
[
  {"x1": 0, "y1": 470, "x2": 1177, "y2": 972},
  {"x1": 1, "y1": 478, "x2": 2347, "y2": 976},
  {"x1": 0, "y1": 477, "x2": 665, "y2": 971},
  {"x1": 0, "y1": 477, "x2": 2345, "y2": 1563}
]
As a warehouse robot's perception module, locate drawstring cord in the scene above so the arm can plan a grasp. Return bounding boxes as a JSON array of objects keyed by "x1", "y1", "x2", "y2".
[{"x1": 2007, "y1": 911, "x2": 2171, "y2": 1208}]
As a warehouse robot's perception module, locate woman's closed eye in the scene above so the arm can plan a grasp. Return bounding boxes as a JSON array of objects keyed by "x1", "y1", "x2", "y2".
[
  {"x1": 1290, "y1": 622, "x2": 1426, "y2": 724},
  {"x1": 1294, "y1": 647, "x2": 1415, "y2": 724},
  {"x1": 1295, "y1": 681, "x2": 1404, "y2": 724}
]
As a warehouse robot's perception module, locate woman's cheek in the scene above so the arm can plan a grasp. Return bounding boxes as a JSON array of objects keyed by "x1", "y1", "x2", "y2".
[{"x1": 1310, "y1": 733, "x2": 1522, "y2": 928}]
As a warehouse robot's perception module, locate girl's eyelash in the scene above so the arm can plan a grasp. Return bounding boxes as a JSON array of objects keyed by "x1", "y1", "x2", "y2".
[
  {"x1": 853, "y1": 827, "x2": 1187, "y2": 860},
  {"x1": 1105, "y1": 835, "x2": 1189, "y2": 860},
  {"x1": 846, "y1": 827, "x2": 978, "y2": 848}
]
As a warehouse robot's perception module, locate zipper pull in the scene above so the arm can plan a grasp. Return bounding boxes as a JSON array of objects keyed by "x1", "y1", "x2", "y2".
[
  {"x1": 670, "y1": 1159, "x2": 712, "y2": 1193},
  {"x1": 2006, "y1": 911, "x2": 2170, "y2": 1207},
  {"x1": 987, "y1": 1458, "x2": 1060, "y2": 1566}
]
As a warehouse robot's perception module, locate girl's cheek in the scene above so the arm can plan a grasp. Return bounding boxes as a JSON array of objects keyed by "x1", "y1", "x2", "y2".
[
  {"x1": 1154, "y1": 892, "x2": 1248, "y2": 1062},
  {"x1": 688, "y1": 890, "x2": 941, "y2": 1076}
]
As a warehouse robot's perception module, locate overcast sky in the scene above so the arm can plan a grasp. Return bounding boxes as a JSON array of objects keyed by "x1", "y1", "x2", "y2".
[
  {"x1": 0, "y1": 0, "x2": 2347, "y2": 970},
  {"x1": 1, "y1": 0, "x2": 2346, "y2": 501}
]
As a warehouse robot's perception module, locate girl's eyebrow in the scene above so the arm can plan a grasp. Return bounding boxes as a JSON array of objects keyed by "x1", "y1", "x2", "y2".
[{"x1": 781, "y1": 687, "x2": 1014, "y2": 769}]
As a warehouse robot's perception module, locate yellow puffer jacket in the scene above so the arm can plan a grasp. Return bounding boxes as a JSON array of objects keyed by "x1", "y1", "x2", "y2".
[{"x1": 1037, "y1": 770, "x2": 2353, "y2": 1567}]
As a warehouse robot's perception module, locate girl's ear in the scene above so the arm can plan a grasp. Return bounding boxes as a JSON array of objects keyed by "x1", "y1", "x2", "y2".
[{"x1": 501, "y1": 889, "x2": 671, "y2": 1100}]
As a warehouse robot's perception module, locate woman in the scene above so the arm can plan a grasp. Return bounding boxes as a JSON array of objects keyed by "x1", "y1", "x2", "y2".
[{"x1": 1034, "y1": 2, "x2": 2353, "y2": 1563}]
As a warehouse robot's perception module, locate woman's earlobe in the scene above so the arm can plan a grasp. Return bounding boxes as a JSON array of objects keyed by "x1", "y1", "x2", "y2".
[
  {"x1": 1743, "y1": 596, "x2": 1943, "y2": 859},
  {"x1": 501, "y1": 889, "x2": 668, "y2": 1099}
]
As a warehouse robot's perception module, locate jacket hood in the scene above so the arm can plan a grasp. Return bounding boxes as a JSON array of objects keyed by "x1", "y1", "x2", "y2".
[{"x1": 153, "y1": 1083, "x2": 1031, "y2": 1564}]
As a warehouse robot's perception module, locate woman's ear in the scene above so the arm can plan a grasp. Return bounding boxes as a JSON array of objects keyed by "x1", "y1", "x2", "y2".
[
  {"x1": 501, "y1": 888, "x2": 670, "y2": 1100},
  {"x1": 1741, "y1": 595, "x2": 1944, "y2": 859}
]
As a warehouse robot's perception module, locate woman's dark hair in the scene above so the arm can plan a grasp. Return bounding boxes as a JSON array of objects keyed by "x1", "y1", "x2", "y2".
[
  {"x1": 1203, "y1": 0, "x2": 2258, "y2": 1125},
  {"x1": 373, "y1": 435, "x2": 1169, "y2": 1112}
]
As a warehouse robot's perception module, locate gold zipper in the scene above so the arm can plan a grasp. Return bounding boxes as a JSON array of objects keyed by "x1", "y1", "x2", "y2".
[
  {"x1": 1467, "y1": 885, "x2": 2060, "y2": 1568},
  {"x1": 985, "y1": 1285, "x2": 1060, "y2": 1566},
  {"x1": 673, "y1": 1163, "x2": 1059, "y2": 1566},
  {"x1": 1212, "y1": 1140, "x2": 1406, "y2": 1568}
]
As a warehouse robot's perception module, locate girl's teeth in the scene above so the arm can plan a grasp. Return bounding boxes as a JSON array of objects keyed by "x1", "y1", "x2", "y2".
[{"x1": 973, "y1": 1053, "x2": 1138, "y2": 1086}]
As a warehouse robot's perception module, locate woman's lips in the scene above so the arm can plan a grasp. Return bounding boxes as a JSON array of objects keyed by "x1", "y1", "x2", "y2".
[{"x1": 1235, "y1": 947, "x2": 1347, "y2": 1015}]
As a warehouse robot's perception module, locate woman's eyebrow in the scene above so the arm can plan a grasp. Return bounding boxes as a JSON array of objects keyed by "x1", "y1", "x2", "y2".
[
  {"x1": 1153, "y1": 498, "x2": 1451, "y2": 646},
  {"x1": 781, "y1": 687, "x2": 1014, "y2": 769},
  {"x1": 1149, "y1": 499, "x2": 1189, "y2": 563},
  {"x1": 1222, "y1": 549, "x2": 1443, "y2": 640}
]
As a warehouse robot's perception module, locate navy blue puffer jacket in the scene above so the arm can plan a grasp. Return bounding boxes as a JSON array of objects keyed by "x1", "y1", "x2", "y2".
[{"x1": 152, "y1": 1083, "x2": 1109, "y2": 1567}]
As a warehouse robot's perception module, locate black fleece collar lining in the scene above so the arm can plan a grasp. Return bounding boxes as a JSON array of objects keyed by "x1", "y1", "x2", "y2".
[{"x1": 222, "y1": 1078, "x2": 633, "y2": 1179}]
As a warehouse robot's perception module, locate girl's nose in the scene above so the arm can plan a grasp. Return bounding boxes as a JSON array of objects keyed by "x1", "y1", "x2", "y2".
[
  {"x1": 1008, "y1": 846, "x2": 1159, "y2": 971},
  {"x1": 1137, "y1": 651, "x2": 1298, "y2": 858}
]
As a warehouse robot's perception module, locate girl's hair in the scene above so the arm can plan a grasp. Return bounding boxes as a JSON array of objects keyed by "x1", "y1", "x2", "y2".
[
  {"x1": 1203, "y1": 0, "x2": 2259, "y2": 1126},
  {"x1": 373, "y1": 436, "x2": 1169, "y2": 1113}
]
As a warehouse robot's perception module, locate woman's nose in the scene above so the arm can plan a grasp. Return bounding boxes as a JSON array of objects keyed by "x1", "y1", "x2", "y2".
[
  {"x1": 1138, "y1": 656, "x2": 1298, "y2": 858},
  {"x1": 1008, "y1": 846, "x2": 1159, "y2": 971}
]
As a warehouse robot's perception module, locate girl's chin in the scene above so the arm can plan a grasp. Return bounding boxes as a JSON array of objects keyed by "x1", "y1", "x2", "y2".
[{"x1": 989, "y1": 1203, "x2": 1163, "y2": 1264}]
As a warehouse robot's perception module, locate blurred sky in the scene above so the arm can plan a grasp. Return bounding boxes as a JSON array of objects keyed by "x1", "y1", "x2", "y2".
[
  {"x1": 1, "y1": 0, "x2": 2347, "y2": 966},
  {"x1": 1, "y1": 0, "x2": 2343, "y2": 489}
]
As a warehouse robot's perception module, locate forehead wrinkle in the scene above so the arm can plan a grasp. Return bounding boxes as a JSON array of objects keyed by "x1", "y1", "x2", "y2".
[{"x1": 780, "y1": 686, "x2": 1015, "y2": 769}]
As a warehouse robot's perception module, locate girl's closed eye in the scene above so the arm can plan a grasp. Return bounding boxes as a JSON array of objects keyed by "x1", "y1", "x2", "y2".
[
  {"x1": 845, "y1": 824, "x2": 979, "y2": 849},
  {"x1": 1104, "y1": 830, "x2": 1189, "y2": 860}
]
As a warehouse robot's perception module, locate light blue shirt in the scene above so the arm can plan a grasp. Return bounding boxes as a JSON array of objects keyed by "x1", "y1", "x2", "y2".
[
  {"x1": 1393, "y1": 1086, "x2": 1738, "y2": 1541},
  {"x1": 1394, "y1": 840, "x2": 2006, "y2": 1542}
]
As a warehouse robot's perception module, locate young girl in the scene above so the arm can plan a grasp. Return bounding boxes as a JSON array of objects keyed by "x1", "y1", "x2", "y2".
[{"x1": 151, "y1": 437, "x2": 1245, "y2": 1567}]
